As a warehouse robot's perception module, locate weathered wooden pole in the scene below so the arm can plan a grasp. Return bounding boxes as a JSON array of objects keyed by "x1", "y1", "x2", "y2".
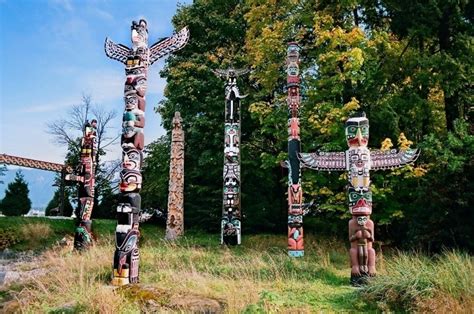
[{"x1": 165, "y1": 112, "x2": 185, "y2": 240}]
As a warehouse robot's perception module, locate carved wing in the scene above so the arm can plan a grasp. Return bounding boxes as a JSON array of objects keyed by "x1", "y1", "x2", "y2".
[
  {"x1": 370, "y1": 148, "x2": 420, "y2": 170},
  {"x1": 149, "y1": 26, "x2": 190, "y2": 65},
  {"x1": 212, "y1": 68, "x2": 250, "y2": 78},
  {"x1": 298, "y1": 152, "x2": 346, "y2": 171},
  {"x1": 104, "y1": 37, "x2": 130, "y2": 64}
]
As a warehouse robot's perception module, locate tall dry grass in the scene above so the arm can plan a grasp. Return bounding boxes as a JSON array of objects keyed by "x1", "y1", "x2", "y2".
[
  {"x1": 19, "y1": 223, "x2": 53, "y2": 248},
  {"x1": 4, "y1": 231, "x2": 472, "y2": 313},
  {"x1": 3, "y1": 234, "x2": 358, "y2": 313},
  {"x1": 361, "y1": 250, "x2": 474, "y2": 312}
]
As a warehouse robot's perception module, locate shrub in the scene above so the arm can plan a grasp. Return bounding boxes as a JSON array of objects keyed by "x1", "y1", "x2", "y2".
[{"x1": 361, "y1": 250, "x2": 474, "y2": 311}]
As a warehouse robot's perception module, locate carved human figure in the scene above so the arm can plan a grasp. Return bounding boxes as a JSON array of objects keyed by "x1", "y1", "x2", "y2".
[{"x1": 349, "y1": 215, "x2": 376, "y2": 281}]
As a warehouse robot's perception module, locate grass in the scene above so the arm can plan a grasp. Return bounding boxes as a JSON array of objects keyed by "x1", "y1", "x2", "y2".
[
  {"x1": 0, "y1": 217, "x2": 472, "y2": 312},
  {"x1": 361, "y1": 250, "x2": 474, "y2": 312}
]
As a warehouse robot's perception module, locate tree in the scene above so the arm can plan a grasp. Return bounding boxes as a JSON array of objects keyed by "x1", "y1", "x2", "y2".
[
  {"x1": 0, "y1": 170, "x2": 31, "y2": 216},
  {"x1": 148, "y1": 0, "x2": 286, "y2": 232},
  {"x1": 0, "y1": 164, "x2": 6, "y2": 184},
  {"x1": 45, "y1": 188, "x2": 74, "y2": 216},
  {"x1": 47, "y1": 94, "x2": 118, "y2": 217}
]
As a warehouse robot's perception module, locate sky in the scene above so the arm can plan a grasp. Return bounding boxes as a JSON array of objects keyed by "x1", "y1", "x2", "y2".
[{"x1": 0, "y1": 0, "x2": 192, "y2": 164}]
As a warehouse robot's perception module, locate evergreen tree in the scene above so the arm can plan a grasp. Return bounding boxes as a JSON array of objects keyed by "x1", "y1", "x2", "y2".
[
  {"x1": 45, "y1": 188, "x2": 74, "y2": 216},
  {"x1": 0, "y1": 170, "x2": 31, "y2": 216},
  {"x1": 0, "y1": 164, "x2": 6, "y2": 184}
]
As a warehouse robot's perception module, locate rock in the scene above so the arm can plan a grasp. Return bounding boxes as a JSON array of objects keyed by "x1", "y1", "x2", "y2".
[{"x1": 169, "y1": 294, "x2": 225, "y2": 313}]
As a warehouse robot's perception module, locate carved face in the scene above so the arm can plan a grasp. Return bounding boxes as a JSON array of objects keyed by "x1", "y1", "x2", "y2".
[
  {"x1": 287, "y1": 63, "x2": 299, "y2": 76},
  {"x1": 348, "y1": 148, "x2": 371, "y2": 188},
  {"x1": 345, "y1": 117, "x2": 369, "y2": 147},
  {"x1": 123, "y1": 148, "x2": 142, "y2": 170},
  {"x1": 131, "y1": 19, "x2": 148, "y2": 48},
  {"x1": 356, "y1": 216, "x2": 368, "y2": 226},
  {"x1": 348, "y1": 187, "x2": 372, "y2": 215},
  {"x1": 224, "y1": 123, "x2": 239, "y2": 156},
  {"x1": 120, "y1": 169, "x2": 142, "y2": 192}
]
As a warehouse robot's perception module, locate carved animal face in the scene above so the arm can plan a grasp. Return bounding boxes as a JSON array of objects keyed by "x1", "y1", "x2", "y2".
[
  {"x1": 131, "y1": 19, "x2": 148, "y2": 48},
  {"x1": 348, "y1": 187, "x2": 372, "y2": 215},
  {"x1": 345, "y1": 116, "x2": 369, "y2": 147}
]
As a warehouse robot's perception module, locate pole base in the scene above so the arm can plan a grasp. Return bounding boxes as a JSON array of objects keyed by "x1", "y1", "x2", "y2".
[{"x1": 112, "y1": 269, "x2": 130, "y2": 286}]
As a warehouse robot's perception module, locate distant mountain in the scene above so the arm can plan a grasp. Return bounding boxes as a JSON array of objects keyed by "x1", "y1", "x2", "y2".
[{"x1": 0, "y1": 167, "x2": 57, "y2": 210}]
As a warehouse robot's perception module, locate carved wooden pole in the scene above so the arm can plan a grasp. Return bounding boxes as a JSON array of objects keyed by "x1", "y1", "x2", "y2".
[
  {"x1": 105, "y1": 19, "x2": 189, "y2": 286},
  {"x1": 165, "y1": 112, "x2": 185, "y2": 240},
  {"x1": 286, "y1": 43, "x2": 304, "y2": 257},
  {"x1": 65, "y1": 119, "x2": 97, "y2": 250},
  {"x1": 213, "y1": 68, "x2": 248, "y2": 246},
  {"x1": 299, "y1": 112, "x2": 419, "y2": 284}
]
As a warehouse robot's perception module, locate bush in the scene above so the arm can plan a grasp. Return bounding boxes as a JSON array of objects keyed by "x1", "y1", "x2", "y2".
[
  {"x1": 19, "y1": 223, "x2": 53, "y2": 247},
  {"x1": 0, "y1": 229, "x2": 21, "y2": 250},
  {"x1": 361, "y1": 251, "x2": 474, "y2": 311}
]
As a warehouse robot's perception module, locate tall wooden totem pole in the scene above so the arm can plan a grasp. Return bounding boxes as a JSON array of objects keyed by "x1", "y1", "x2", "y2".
[
  {"x1": 286, "y1": 43, "x2": 304, "y2": 257},
  {"x1": 65, "y1": 119, "x2": 97, "y2": 250},
  {"x1": 105, "y1": 19, "x2": 189, "y2": 286},
  {"x1": 299, "y1": 112, "x2": 419, "y2": 284},
  {"x1": 213, "y1": 68, "x2": 249, "y2": 245},
  {"x1": 165, "y1": 112, "x2": 185, "y2": 241}
]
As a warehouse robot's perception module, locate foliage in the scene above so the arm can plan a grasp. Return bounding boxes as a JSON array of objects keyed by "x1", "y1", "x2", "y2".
[
  {"x1": 138, "y1": 0, "x2": 474, "y2": 251},
  {"x1": 361, "y1": 250, "x2": 474, "y2": 312},
  {"x1": 152, "y1": 0, "x2": 285, "y2": 232},
  {"x1": 0, "y1": 164, "x2": 6, "y2": 184},
  {"x1": 45, "y1": 188, "x2": 74, "y2": 217},
  {"x1": 19, "y1": 223, "x2": 53, "y2": 248},
  {"x1": 141, "y1": 136, "x2": 170, "y2": 211},
  {"x1": 0, "y1": 170, "x2": 32, "y2": 216},
  {"x1": 0, "y1": 228, "x2": 21, "y2": 250},
  {"x1": 92, "y1": 185, "x2": 118, "y2": 219}
]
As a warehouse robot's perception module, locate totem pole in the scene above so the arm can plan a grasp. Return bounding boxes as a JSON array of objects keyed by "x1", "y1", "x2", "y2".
[
  {"x1": 298, "y1": 112, "x2": 419, "y2": 284},
  {"x1": 286, "y1": 43, "x2": 304, "y2": 257},
  {"x1": 65, "y1": 119, "x2": 97, "y2": 250},
  {"x1": 165, "y1": 112, "x2": 185, "y2": 241},
  {"x1": 105, "y1": 19, "x2": 189, "y2": 286},
  {"x1": 213, "y1": 68, "x2": 249, "y2": 245}
]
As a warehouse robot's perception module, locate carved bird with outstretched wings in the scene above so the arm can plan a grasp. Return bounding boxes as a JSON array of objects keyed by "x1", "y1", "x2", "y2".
[
  {"x1": 104, "y1": 26, "x2": 190, "y2": 66},
  {"x1": 298, "y1": 148, "x2": 420, "y2": 171}
]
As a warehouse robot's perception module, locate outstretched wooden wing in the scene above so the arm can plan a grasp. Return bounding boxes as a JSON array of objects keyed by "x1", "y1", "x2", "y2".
[
  {"x1": 104, "y1": 38, "x2": 131, "y2": 64},
  {"x1": 298, "y1": 152, "x2": 346, "y2": 171},
  {"x1": 149, "y1": 26, "x2": 190, "y2": 65},
  {"x1": 370, "y1": 148, "x2": 420, "y2": 170}
]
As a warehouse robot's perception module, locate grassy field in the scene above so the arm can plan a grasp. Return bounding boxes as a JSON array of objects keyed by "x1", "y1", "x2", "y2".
[{"x1": 1, "y1": 217, "x2": 472, "y2": 312}]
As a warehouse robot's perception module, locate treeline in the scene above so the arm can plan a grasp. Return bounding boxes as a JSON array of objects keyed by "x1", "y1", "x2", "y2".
[{"x1": 142, "y1": 0, "x2": 473, "y2": 252}]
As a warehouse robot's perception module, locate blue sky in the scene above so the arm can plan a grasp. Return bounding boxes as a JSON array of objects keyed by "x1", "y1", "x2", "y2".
[{"x1": 0, "y1": 0, "x2": 192, "y2": 164}]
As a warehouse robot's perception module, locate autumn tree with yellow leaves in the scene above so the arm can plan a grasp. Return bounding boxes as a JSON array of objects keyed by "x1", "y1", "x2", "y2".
[{"x1": 143, "y1": 0, "x2": 473, "y2": 252}]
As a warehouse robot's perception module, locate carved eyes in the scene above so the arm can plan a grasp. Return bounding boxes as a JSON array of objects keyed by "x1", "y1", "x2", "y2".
[{"x1": 349, "y1": 192, "x2": 372, "y2": 202}]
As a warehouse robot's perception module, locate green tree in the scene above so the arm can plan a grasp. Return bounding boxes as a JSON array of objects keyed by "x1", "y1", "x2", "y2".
[
  {"x1": 0, "y1": 164, "x2": 6, "y2": 184},
  {"x1": 45, "y1": 188, "x2": 74, "y2": 216},
  {"x1": 0, "y1": 170, "x2": 31, "y2": 216},
  {"x1": 148, "y1": 0, "x2": 286, "y2": 232}
]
